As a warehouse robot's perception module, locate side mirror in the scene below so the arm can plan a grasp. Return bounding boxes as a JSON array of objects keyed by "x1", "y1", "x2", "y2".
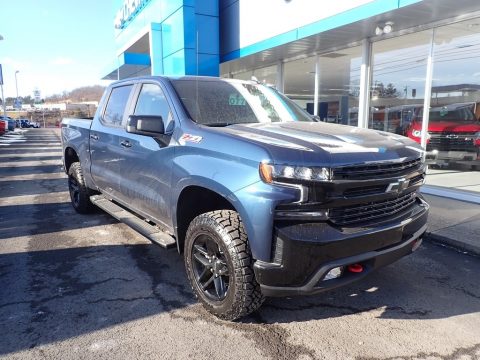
[
  {"x1": 127, "y1": 115, "x2": 165, "y2": 135},
  {"x1": 312, "y1": 115, "x2": 321, "y2": 122}
]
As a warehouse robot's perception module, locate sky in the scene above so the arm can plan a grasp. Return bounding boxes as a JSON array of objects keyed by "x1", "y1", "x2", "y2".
[{"x1": 0, "y1": 0, "x2": 123, "y2": 99}]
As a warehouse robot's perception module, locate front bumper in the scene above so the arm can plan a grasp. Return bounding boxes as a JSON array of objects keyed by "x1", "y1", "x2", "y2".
[
  {"x1": 254, "y1": 197, "x2": 429, "y2": 297},
  {"x1": 426, "y1": 149, "x2": 478, "y2": 163}
]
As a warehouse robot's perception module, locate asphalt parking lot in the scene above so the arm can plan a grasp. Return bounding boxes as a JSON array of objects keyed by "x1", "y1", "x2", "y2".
[{"x1": 0, "y1": 128, "x2": 479, "y2": 360}]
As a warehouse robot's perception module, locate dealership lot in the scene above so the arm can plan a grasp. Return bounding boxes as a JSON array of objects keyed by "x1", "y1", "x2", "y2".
[{"x1": 0, "y1": 129, "x2": 479, "y2": 359}]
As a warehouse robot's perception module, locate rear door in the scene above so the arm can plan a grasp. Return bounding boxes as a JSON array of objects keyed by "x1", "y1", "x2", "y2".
[
  {"x1": 113, "y1": 81, "x2": 177, "y2": 229},
  {"x1": 89, "y1": 83, "x2": 135, "y2": 203}
]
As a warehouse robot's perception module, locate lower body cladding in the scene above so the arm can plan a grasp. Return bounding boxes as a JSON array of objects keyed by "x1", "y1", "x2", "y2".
[{"x1": 253, "y1": 197, "x2": 429, "y2": 297}]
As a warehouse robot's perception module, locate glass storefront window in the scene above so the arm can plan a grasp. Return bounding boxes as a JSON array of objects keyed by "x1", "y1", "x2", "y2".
[
  {"x1": 369, "y1": 30, "x2": 432, "y2": 135},
  {"x1": 283, "y1": 56, "x2": 316, "y2": 111},
  {"x1": 284, "y1": 46, "x2": 361, "y2": 126},
  {"x1": 316, "y1": 46, "x2": 361, "y2": 126},
  {"x1": 232, "y1": 65, "x2": 278, "y2": 87}
]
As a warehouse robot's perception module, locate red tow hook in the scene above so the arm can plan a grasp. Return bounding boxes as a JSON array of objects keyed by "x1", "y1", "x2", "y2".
[{"x1": 347, "y1": 264, "x2": 364, "y2": 273}]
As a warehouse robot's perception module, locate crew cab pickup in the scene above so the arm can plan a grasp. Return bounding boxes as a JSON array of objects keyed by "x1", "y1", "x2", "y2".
[
  {"x1": 406, "y1": 103, "x2": 480, "y2": 167},
  {"x1": 61, "y1": 76, "x2": 429, "y2": 320}
]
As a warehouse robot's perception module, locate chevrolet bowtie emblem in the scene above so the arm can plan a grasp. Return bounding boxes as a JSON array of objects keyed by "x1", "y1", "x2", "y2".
[{"x1": 386, "y1": 178, "x2": 409, "y2": 193}]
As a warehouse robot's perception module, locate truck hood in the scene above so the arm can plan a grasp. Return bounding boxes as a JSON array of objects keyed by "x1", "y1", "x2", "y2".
[
  {"x1": 217, "y1": 122, "x2": 423, "y2": 166},
  {"x1": 412, "y1": 120, "x2": 480, "y2": 132}
]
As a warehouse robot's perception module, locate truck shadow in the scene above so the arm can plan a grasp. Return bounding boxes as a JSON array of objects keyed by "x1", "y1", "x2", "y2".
[
  {"x1": 0, "y1": 148, "x2": 61, "y2": 155},
  {"x1": 0, "y1": 178, "x2": 68, "y2": 197},
  {"x1": 0, "y1": 202, "x2": 116, "y2": 240},
  {"x1": 0, "y1": 164, "x2": 63, "y2": 176}
]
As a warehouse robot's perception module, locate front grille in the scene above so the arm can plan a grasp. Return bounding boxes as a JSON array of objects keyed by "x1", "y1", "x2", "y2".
[
  {"x1": 329, "y1": 192, "x2": 417, "y2": 226},
  {"x1": 332, "y1": 157, "x2": 422, "y2": 180},
  {"x1": 343, "y1": 185, "x2": 387, "y2": 198},
  {"x1": 427, "y1": 132, "x2": 476, "y2": 151}
]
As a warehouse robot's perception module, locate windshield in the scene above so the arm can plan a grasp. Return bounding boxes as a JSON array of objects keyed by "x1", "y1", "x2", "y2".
[
  {"x1": 171, "y1": 79, "x2": 313, "y2": 126},
  {"x1": 417, "y1": 106, "x2": 477, "y2": 123}
]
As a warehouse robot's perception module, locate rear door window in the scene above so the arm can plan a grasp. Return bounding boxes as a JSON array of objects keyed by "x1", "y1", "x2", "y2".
[{"x1": 102, "y1": 85, "x2": 134, "y2": 127}]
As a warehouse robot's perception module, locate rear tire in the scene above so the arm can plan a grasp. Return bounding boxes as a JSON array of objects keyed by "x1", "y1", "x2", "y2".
[
  {"x1": 68, "y1": 162, "x2": 95, "y2": 214},
  {"x1": 184, "y1": 210, "x2": 264, "y2": 320}
]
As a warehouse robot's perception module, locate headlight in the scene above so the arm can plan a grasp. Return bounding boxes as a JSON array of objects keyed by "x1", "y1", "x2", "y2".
[
  {"x1": 259, "y1": 163, "x2": 331, "y2": 184},
  {"x1": 412, "y1": 129, "x2": 421, "y2": 138},
  {"x1": 475, "y1": 132, "x2": 480, "y2": 146},
  {"x1": 412, "y1": 130, "x2": 431, "y2": 139}
]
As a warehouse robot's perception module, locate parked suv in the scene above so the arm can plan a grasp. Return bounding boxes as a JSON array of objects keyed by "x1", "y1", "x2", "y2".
[
  {"x1": 0, "y1": 118, "x2": 6, "y2": 135},
  {"x1": 406, "y1": 103, "x2": 480, "y2": 166}
]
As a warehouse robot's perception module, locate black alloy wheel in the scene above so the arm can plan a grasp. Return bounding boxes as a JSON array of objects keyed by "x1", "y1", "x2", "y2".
[
  {"x1": 68, "y1": 175, "x2": 81, "y2": 208},
  {"x1": 191, "y1": 234, "x2": 230, "y2": 301}
]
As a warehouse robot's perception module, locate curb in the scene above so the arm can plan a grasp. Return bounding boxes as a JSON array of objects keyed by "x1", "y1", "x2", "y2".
[
  {"x1": 421, "y1": 186, "x2": 480, "y2": 205},
  {"x1": 425, "y1": 232, "x2": 480, "y2": 257}
]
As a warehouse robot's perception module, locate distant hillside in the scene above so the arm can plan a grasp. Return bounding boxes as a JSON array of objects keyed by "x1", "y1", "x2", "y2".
[{"x1": 45, "y1": 85, "x2": 105, "y2": 103}]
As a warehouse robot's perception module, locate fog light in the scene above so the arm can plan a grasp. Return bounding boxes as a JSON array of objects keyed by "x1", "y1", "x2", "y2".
[{"x1": 323, "y1": 266, "x2": 344, "y2": 281}]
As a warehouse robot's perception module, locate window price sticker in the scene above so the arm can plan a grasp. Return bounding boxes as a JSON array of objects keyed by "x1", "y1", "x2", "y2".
[{"x1": 229, "y1": 93, "x2": 246, "y2": 106}]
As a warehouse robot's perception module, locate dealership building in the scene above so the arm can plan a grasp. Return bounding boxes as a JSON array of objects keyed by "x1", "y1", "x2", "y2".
[{"x1": 103, "y1": 0, "x2": 480, "y2": 198}]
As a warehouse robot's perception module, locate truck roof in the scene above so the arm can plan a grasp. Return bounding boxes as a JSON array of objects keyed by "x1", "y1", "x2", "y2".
[{"x1": 109, "y1": 75, "x2": 256, "y2": 86}]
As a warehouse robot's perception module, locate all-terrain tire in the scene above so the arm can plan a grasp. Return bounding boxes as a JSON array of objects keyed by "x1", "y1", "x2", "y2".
[
  {"x1": 68, "y1": 162, "x2": 95, "y2": 214},
  {"x1": 184, "y1": 210, "x2": 264, "y2": 320}
]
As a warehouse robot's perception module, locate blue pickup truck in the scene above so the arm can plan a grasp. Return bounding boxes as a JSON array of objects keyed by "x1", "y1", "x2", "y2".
[{"x1": 61, "y1": 76, "x2": 429, "y2": 320}]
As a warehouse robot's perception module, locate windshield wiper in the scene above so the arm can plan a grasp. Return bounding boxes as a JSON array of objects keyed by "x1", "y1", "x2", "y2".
[{"x1": 203, "y1": 122, "x2": 233, "y2": 127}]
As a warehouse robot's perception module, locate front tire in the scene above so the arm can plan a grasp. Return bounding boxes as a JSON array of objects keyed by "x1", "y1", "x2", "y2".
[
  {"x1": 68, "y1": 162, "x2": 95, "y2": 214},
  {"x1": 184, "y1": 210, "x2": 264, "y2": 320}
]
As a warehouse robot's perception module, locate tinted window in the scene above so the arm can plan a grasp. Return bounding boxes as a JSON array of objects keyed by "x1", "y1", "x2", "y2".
[
  {"x1": 171, "y1": 80, "x2": 312, "y2": 126},
  {"x1": 103, "y1": 85, "x2": 133, "y2": 127},
  {"x1": 134, "y1": 83, "x2": 171, "y2": 121}
]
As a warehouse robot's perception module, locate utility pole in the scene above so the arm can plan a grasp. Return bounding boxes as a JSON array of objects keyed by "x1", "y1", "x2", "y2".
[
  {"x1": 0, "y1": 64, "x2": 6, "y2": 118},
  {"x1": 14, "y1": 70, "x2": 19, "y2": 109}
]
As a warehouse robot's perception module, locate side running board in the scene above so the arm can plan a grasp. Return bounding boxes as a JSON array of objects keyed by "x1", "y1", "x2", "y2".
[{"x1": 90, "y1": 194, "x2": 176, "y2": 249}]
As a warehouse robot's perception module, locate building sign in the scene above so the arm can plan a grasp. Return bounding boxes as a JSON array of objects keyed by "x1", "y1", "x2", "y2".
[
  {"x1": 114, "y1": 0, "x2": 151, "y2": 29},
  {"x1": 33, "y1": 88, "x2": 41, "y2": 103}
]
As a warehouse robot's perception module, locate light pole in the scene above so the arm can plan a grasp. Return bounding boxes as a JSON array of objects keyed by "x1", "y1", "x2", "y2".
[
  {"x1": 15, "y1": 70, "x2": 19, "y2": 109},
  {"x1": 0, "y1": 34, "x2": 7, "y2": 118}
]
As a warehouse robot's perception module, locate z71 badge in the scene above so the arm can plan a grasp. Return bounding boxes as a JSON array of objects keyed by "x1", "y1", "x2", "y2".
[{"x1": 179, "y1": 134, "x2": 203, "y2": 144}]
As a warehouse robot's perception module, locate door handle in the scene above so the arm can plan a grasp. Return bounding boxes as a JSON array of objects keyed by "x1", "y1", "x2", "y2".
[
  {"x1": 90, "y1": 134, "x2": 99, "y2": 141},
  {"x1": 120, "y1": 140, "x2": 132, "y2": 148}
]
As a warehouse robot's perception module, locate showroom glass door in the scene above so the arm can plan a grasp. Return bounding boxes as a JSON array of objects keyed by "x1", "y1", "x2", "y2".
[{"x1": 283, "y1": 46, "x2": 362, "y2": 126}]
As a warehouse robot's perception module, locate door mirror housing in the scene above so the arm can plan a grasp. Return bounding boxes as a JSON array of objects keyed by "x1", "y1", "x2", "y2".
[{"x1": 127, "y1": 115, "x2": 165, "y2": 135}]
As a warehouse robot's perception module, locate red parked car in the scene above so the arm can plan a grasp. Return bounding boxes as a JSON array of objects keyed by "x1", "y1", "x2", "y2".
[
  {"x1": 406, "y1": 103, "x2": 480, "y2": 167},
  {"x1": 0, "y1": 119, "x2": 7, "y2": 136}
]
